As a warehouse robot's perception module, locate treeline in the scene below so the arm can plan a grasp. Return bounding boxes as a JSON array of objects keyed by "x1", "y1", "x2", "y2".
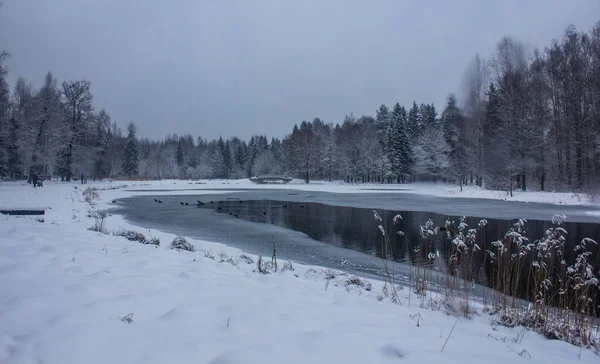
[{"x1": 1, "y1": 22, "x2": 599, "y2": 193}]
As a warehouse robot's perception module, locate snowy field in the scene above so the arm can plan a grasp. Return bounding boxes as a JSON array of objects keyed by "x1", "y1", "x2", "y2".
[{"x1": 1, "y1": 179, "x2": 599, "y2": 363}]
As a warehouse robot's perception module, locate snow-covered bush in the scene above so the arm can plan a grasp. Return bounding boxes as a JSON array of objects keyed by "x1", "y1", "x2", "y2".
[
  {"x1": 117, "y1": 230, "x2": 147, "y2": 243},
  {"x1": 345, "y1": 276, "x2": 372, "y2": 291},
  {"x1": 170, "y1": 236, "x2": 195, "y2": 252},
  {"x1": 238, "y1": 254, "x2": 254, "y2": 264},
  {"x1": 281, "y1": 260, "x2": 294, "y2": 272},
  {"x1": 255, "y1": 255, "x2": 276, "y2": 274},
  {"x1": 88, "y1": 210, "x2": 108, "y2": 234},
  {"x1": 82, "y1": 187, "x2": 99, "y2": 204},
  {"x1": 145, "y1": 237, "x2": 160, "y2": 246},
  {"x1": 218, "y1": 252, "x2": 238, "y2": 267}
]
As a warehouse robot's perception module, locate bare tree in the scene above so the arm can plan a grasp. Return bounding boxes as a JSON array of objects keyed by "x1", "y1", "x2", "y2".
[
  {"x1": 461, "y1": 54, "x2": 489, "y2": 186},
  {"x1": 57, "y1": 80, "x2": 93, "y2": 181}
]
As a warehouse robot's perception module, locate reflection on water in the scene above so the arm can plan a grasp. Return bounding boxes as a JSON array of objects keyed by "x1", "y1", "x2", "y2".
[{"x1": 199, "y1": 199, "x2": 600, "y2": 271}]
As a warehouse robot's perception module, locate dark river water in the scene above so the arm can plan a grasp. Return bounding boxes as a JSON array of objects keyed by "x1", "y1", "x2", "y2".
[{"x1": 114, "y1": 190, "x2": 600, "y2": 285}]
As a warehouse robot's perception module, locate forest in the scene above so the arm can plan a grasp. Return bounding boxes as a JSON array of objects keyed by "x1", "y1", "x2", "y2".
[{"x1": 1, "y1": 22, "x2": 599, "y2": 194}]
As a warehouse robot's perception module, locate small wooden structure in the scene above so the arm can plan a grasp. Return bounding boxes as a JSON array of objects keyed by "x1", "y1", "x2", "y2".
[{"x1": 249, "y1": 176, "x2": 293, "y2": 184}]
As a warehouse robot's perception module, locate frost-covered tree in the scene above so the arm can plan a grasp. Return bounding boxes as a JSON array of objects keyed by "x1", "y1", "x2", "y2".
[
  {"x1": 419, "y1": 103, "x2": 438, "y2": 126},
  {"x1": 491, "y1": 37, "x2": 531, "y2": 192},
  {"x1": 413, "y1": 125, "x2": 449, "y2": 181},
  {"x1": 121, "y1": 123, "x2": 139, "y2": 177},
  {"x1": 461, "y1": 54, "x2": 489, "y2": 186},
  {"x1": 407, "y1": 101, "x2": 422, "y2": 141}
]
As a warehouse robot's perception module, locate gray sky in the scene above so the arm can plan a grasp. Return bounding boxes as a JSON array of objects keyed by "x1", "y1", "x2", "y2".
[{"x1": 1, "y1": 0, "x2": 599, "y2": 140}]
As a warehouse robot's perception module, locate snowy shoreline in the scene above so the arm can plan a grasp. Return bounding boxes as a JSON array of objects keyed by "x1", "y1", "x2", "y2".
[{"x1": 1, "y1": 180, "x2": 598, "y2": 363}]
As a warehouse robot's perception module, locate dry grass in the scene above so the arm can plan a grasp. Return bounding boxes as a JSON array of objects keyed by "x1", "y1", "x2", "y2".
[{"x1": 374, "y1": 211, "x2": 600, "y2": 350}]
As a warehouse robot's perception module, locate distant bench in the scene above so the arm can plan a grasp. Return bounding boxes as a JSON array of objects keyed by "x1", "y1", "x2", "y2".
[
  {"x1": 0, "y1": 209, "x2": 45, "y2": 216},
  {"x1": 249, "y1": 176, "x2": 293, "y2": 184}
]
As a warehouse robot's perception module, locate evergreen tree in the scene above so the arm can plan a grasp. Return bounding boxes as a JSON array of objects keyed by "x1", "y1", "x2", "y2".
[
  {"x1": 176, "y1": 139, "x2": 185, "y2": 177},
  {"x1": 420, "y1": 103, "x2": 438, "y2": 126},
  {"x1": 92, "y1": 110, "x2": 112, "y2": 180},
  {"x1": 375, "y1": 104, "x2": 390, "y2": 131},
  {"x1": 122, "y1": 123, "x2": 139, "y2": 177},
  {"x1": 235, "y1": 143, "x2": 246, "y2": 170},
  {"x1": 223, "y1": 140, "x2": 232, "y2": 172},
  {"x1": 407, "y1": 101, "x2": 422, "y2": 140},
  {"x1": 212, "y1": 137, "x2": 230, "y2": 178},
  {"x1": 386, "y1": 103, "x2": 412, "y2": 182}
]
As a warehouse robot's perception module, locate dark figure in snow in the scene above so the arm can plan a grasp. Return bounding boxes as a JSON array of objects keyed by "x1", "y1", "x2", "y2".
[{"x1": 32, "y1": 174, "x2": 43, "y2": 187}]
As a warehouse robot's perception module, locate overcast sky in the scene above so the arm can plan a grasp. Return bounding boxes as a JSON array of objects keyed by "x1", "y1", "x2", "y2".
[{"x1": 1, "y1": 0, "x2": 599, "y2": 140}]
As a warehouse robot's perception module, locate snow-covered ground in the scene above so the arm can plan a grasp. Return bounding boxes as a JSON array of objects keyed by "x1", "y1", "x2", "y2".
[
  {"x1": 104, "y1": 178, "x2": 596, "y2": 206},
  {"x1": 1, "y1": 180, "x2": 598, "y2": 363}
]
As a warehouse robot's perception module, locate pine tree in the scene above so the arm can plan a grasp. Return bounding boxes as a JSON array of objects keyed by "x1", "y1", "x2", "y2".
[
  {"x1": 386, "y1": 103, "x2": 412, "y2": 182},
  {"x1": 420, "y1": 103, "x2": 438, "y2": 126},
  {"x1": 235, "y1": 143, "x2": 246, "y2": 171},
  {"x1": 92, "y1": 110, "x2": 112, "y2": 180},
  {"x1": 375, "y1": 104, "x2": 390, "y2": 131},
  {"x1": 176, "y1": 139, "x2": 185, "y2": 177},
  {"x1": 407, "y1": 101, "x2": 422, "y2": 140},
  {"x1": 122, "y1": 123, "x2": 139, "y2": 177}
]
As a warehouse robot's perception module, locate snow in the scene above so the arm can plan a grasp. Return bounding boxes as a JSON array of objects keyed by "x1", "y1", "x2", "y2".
[
  {"x1": 1, "y1": 180, "x2": 598, "y2": 363},
  {"x1": 6, "y1": 178, "x2": 586, "y2": 206}
]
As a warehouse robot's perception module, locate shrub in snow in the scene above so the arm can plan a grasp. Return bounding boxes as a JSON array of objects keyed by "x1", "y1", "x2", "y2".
[
  {"x1": 82, "y1": 187, "x2": 99, "y2": 204},
  {"x1": 493, "y1": 306, "x2": 599, "y2": 350},
  {"x1": 88, "y1": 210, "x2": 108, "y2": 234},
  {"x1": 238, "y1": 254, "x2": 254, "y2": 264},
  {"x1": 201, "y1": 249, "x2": 215, "y2": 260},
  {"x1": 170, "y1": 236, "x2": 195, "y2": 252},
  {"x1": 255, "y1": 255, "x2": 276, "y2": 274},
  {"x1": 281, "y1": 260, "x2": 294, "y2": 272},
  {"x1": 117, "y1": 230, "x2": 147, "y2": 243},
  {"x1": 345, "y1": 277, "x2": 372, "y2": 291},
  {"x1": 218, "y1": 252, "x2": 238, "y2": 267},
  {"x1": 145, "y1": 237, "x2": 160, "y2": 246}
]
